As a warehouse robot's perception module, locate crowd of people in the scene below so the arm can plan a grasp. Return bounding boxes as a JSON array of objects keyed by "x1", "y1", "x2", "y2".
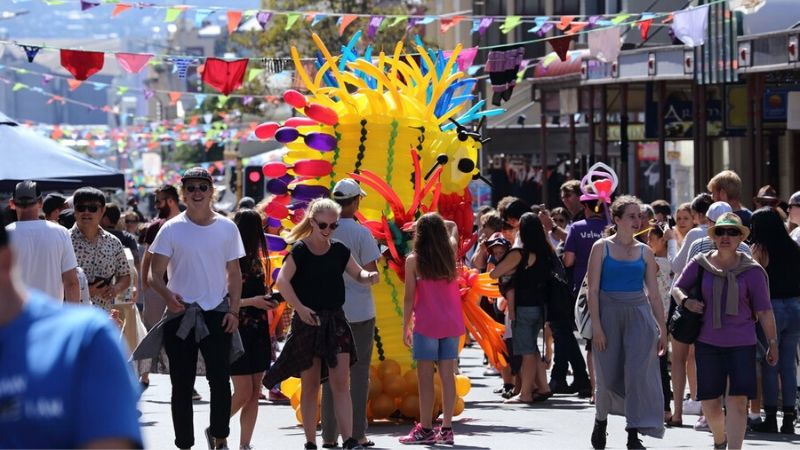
[{"x1": 1, "y1": 166, "x2": 799, "y2": 449}]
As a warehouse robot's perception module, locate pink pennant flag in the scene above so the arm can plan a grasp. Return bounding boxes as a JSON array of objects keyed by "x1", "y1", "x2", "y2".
[
  {"x1": 443, "y1": 47, "x2": 479, "y2": 72},
  {"x1": 115, "y1": 52, "x2": 153, "y2": 74}
]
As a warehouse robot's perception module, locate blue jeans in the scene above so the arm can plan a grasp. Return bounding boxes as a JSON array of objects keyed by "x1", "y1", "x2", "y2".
[{"x1": 761, "y1": 298, "x2": 800, "y2": 409}]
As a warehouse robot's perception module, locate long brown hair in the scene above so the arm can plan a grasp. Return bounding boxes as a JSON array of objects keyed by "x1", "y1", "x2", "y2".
[
  {"x1": 413, "y1": 212, "x2": 457, "y2": 281},
  {"x1": 234, "y1": 209, "x2": 271, "y2": 281}
]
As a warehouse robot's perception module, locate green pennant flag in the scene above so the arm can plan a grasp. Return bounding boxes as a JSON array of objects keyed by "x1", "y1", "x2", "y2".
[
  {"x1": 117, "y1": 86, "x2": 129, "y2": 95},
  {"x1": 500, "y1": 16, "x2": 523, "y2": 34},
  {"x1": 247, "y1": 68, "x2": 264, "y2": 82},
  {"x1": 285, "y1": 13, "x2": 301, "y2": 30},
  {"x1": 542, "y1": 53, "x2": 559, "y2": 67},
  {"x1": 101, "y1": 0, "x2": 120, "y2": 3},
  {"x1": 164, "y1": 7, "x2": 183, "y2": 23},
  {"x1": 217, "y1": 95, "x2": 230, "y2": 107},
  {"x1": 12, "y1": 83, "x2": 27, "y2": 92},
  {"x1": 611, "y1": 14, "x2": 631, "y2": 24},
  {"x1": 14, "y1": 68, "x2": 29, "y2": 75},
  {"x1": 45, "y1": 0, "x2": 67, "y2": 5},
  {"x1": 389, "y1": 15, "x2": 408, "y2": 27}
]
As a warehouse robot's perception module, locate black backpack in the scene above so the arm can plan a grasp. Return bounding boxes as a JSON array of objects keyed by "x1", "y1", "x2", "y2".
[{"x1": 545, "y1": 255, "x2": 573, "y2": 322}]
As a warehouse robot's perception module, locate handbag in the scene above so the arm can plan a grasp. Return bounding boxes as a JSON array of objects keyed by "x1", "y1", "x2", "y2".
[
  {"x1": 573, "y1": 239, "x2": 610, "y2": 340},
  {"x1": 545, "y1": 256, "x2": 573, "y2": 322},
  {"x1": 668, "y1": 265, "x2": 705, "y2": 344}
]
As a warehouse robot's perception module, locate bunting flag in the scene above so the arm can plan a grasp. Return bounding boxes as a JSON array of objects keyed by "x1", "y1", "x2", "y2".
[
  {"x1": 202, "y1": 58, "x2": 248, "y2": 95},
  {"x1": 557, "y1": 16, "x2": 575, "y2": 30},
  {"x1": 537, "y1": 22, "x2": 554, "y2": 36},
  {"x1": 439, "y1": 16, "x2": 464, "y2": 33},
  {"x1": 671, "y1": 5, "x2": 709, "y2": 47},
  {"x1": 111, "y1": 3, "x2": 132, "y2": 17},
  {"x1": 169, "y1": 92, "x2": 182, "y2": 105},
  {"x1": 227, "y1": 10, "x2": 242, "y2": 34},
  {"x1": 67, "y1": 79, "x2": 83, "y2": 91},
  {"x1": 550, "y1": 35, "x2": 574, "y2": 62},
  {"x1": 527, "y1": 17, "x2": 547, "y2": 33},
  {"x1": 247, "y1": 68, "x2": 264, "y2": 82},
  {"x1": 115, "y1": 52, "x2": 153, "y2": 74},
  {"x1": 195, "y1": 8, "x2": 213, "y2": 27},
  {"x1": 338, "y1": 15, "x2": 358, "y2": 36},
  {"x1": 443, "y1": 47, "x2": 479, "y2": 72},
  {"x1": 60, "y1": 49, "x2": 104, "y2": 81},
  {"x1": 12, "y1": 83, "x2": 27, "y2": 92},
  {"x1": 164, "y1": 7, "x2": 185, "y2": 23},
  {"x1": 117, "y1": 86, "x2": 129, "y2": 96},
  {"x1": 285, "y1": 13, "x2": 301, "y2": 30},
  {"x1": 566, "y1": 22, "x2": 587, "y2": 35},
  {"x1": 589, "y1": 27, "x2": 621, "y2": 63},
  {"x1": 80, "y1": 0, "x2": 99, "y2": 11},
  {"x1": 588, "y1": 15, "x2": 601, "y2": 27},
  {"x1": 20, "y1": 45, "x2": 41, "y2": 63},
  {"x1": 499, "y1": 16, "x2": 522, "y2": 34},
  {"x1": 256, "y1": 11, "x2": 271, "y2": 29},
  {"x1": 194, "y1": 93, "x2": 207, "y2": 105},
  {"x1": 389, "y1": 16, "x2": 407, "y2": 27},
  {"x1": 311, "y1": 14, "x2": 326, "y2": 27},
  {"x1": 171, "y1": 58, "x2": 193, "y2": 78},
  {"x1": 478, "y1": 17, "x2": 493, "y2": 35},
  {"x1": 143, "y1": 89, "x2": 155, "y2": 100},
  {"x1": 611, "y1": 14, "x2": 631, "y2": 25},
  {"x1": 639, "y1": 19, "x2": 653, "y2": 40},
  {"x1": 368, "y1": 16, "x2": 385, "y2": 38}
]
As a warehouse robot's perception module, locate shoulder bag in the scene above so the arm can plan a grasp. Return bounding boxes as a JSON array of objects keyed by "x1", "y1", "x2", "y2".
[{"x1": 668, "y1": 265, "x2": 705, "y2": 344}]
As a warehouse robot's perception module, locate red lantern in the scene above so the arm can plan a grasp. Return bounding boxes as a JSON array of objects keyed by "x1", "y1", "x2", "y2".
[
  {"x1": 254, "y1": 122, "x2": 280, "y2": 140},
  {"x1": 293, "y1": 160, "x2": 333, "y2": 177},
  {"x1": 262, "y1": 162, "x2": 287, "y2": 178},
  {"x1": 304, "y1": 103, "x2": 339, "y2": 126},
  {"x1": 283, "y1": 90, "x2": 307, "y2": 108}
]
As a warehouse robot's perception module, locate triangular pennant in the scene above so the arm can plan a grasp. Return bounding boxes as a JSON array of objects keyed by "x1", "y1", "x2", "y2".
[
  {"x1": 566, "y1": 22, "x2": 587, "y2": 35},
  {"x1": 470, "y1": 18, "x2": 481, "y2": 33},
  {"x1": 169, "y1": 92, "x2": 182, "y2": 105},
  {"x1": 12, "y1": 83, "x2": 27, "y2": 92},
  {"x1": 41, "y1": 74, "x2": 53, "y2": 84},
  {"x1": 478, "y1": 17, "x2": 494, "y2": 35},
  {"x1": 527, "y1": 17, "x2": 548, "y2": 33},
  {"x1": 256, "y1": 11, "x2": 271, "y2": 29},
  {"x1": 92, "y1": 81, "x2": 106, "y2": 90},
  {"x1": 243, "y1": 96, "x2": 254, "y2": 105},
  {"x1": 367, "y1": 16, "x2": 384, "y2": 38},
  {"x1": 247, "y1": 68, "x2": 264, "y2": 82},
  {"x1": 338, "y1": 14, "x2": 358, "y2": 36},
  {"x1": 80, "y1": 1, "x2": 99, "y2": 11},
  {"x1": 195, "y1": 8, "x2": 213, "y2": 27},
  {"x1": 311, "y1": 14, "x2": 326, "y2": 27},
  {"x1": 611, "y1": 14, "x2": 631, "y2": 25},
  {"x1": 116, "y1": 86, "x2": 129, "y2": 95},
  {"x1": 639, "y1": 19, "x2": 653, "y2": 40},
  {"x1": 285, "y1": 13, "x2": 301, "y2": 30},
  {"x1": 549, "y1": 35, "x2": 574, "y2": 61},
  {"x1": 20, "y1": 45, "x2": 41, "y2": 63},
  {"x1": 60, "y1": 49, "x2": 104, "y2": 81},
  {"x1": 537, "y1": 22, "x2": 555, "y2": 36},
  {"x1": 143, "y1": 89, "x2": 155, "y2": 100},
  {"x1": 304, "y1": 13, "x2": 316, "y2": 23},
  {"x1": 227, "y1": 10, "x2": 242, "y2": 34},
  {"x1": 588, "y1": 15, "x2": 602, "y2": 27},
  {"x1": 439, "y1": 16, "x2": 465, "y2": 33},
  {"x1": 499, "y1": 16, "x2": 522, "y2": 34},
  {"x1": 390, "y1": 15, "x2": 408, "y2": 27},
  {"x1": 217, "y1": 95, "x2": 230, "y2": 107},
  {"x1": 67, "y1": 79, "x2": 83, "y2": 91},
  {"x1": 164, "y1": 7, "x2": 184, "y2": 23},
  {"x1": 111, "y1": 3, "x2": 132, "y2": 18},
  {"x1": 202, "y1": 58, "x2": 249, "y2": 95},
  {"x1": 115, "y1": 52, "x2": 153, "y2": 74},
  {"x1": 443, "y1": 46, "x2": 479, "y2": 72},
  {"x1": 557, "y1": 16, "x2": 575, "y2": 30}
]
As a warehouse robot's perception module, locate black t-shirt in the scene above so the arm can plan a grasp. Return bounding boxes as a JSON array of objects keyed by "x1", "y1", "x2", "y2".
[
  {"x1": 289, "y1": 240, "x2": 351, "y2": 312},
  {"x1": 513, "y1": 250, "x2": 552, "y2": 307},
  {"x1": 240, "y1": 258, "x2": 269, "y2": 333}
]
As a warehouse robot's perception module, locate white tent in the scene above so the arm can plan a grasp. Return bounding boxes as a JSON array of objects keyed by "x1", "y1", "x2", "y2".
[{"x1": 0, "y1": 112, "x2": 124, "y2": 192}]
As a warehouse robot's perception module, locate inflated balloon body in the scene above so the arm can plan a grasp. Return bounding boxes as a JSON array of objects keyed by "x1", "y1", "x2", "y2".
[{"x1": 256, "y1": 33, "x2": 506, "y2": 423}]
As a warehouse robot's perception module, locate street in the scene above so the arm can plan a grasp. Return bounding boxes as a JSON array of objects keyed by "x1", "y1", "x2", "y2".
[{"x1": 140, "y1": 346, "x2": 800, "y2": 449}]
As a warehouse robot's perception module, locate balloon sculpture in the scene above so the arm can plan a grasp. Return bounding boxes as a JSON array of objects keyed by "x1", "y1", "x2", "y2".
[
  {"x1": 256, "y1": 32, "x2": 507, "y2": 422},
  {"x1": 579, "y1": 162, "x2": 618, "y2": 220}
]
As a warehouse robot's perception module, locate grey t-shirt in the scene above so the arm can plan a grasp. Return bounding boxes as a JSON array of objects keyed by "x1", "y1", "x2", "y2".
[{"x1": 332, "y1": 218, "x2": 382, "y2": 322}]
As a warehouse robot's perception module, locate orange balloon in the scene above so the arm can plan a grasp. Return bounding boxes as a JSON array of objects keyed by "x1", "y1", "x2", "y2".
[
  {"x1": 383, "y1": 373, "x2": 407, "y2": 398},
  {"x1": 290, "y1": 388, "x2": 301, "y2": 409},
  {"x1": 454, "y1": 396, "x2": 465, "y2": 416},
  {"x1": 368, "y1": 375, "x2": 383, "y2": 400},
  {"x1": 370, "y1": 393, "x2": 396, "y2": 419},
  {"x1": 379, "y1": 359, "x2": 401, "y2": 379},
  {"x1": 399, "y1": 394, "x2": 421, "y2": 419},
  {"x1": 403, "y1": 369, "x2": 419, "y2": 395},
  {"x1": 455, "y1": 375, "x2": 471, "y2": 397}
]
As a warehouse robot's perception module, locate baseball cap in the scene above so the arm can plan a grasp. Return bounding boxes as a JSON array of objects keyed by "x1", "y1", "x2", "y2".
[
  {"x1": 42, "y1": 193, "x2": 67, "y2": 215},
  {"x1": 788, "y1": 191, "x2": 800, "y2": 207},
  {"x1": 706, "y1": 201, "x2": 733, "y2": 222},
  {"x1": 332, "y1": 178, "x2": 366, "y2": 200},
  {"x1": 238, "y1": 196, "x2": 255, "y2": 209},
  {"x1": 181, "y1": 167, "x2": 213, "y2": 184},
  {"x1": 13, "y1": 180, "x2": 41, "y2": 207}
]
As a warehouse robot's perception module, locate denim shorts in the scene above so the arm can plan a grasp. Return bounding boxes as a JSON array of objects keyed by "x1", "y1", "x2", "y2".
[
  {"x1": 412, "y1": 332, "x2": 460, "y2": 361},
  {"x1": 695, "y1": 341, "x2": 757, "y2": 400},
  {"x1": 511, "y1": 306, "x2": 543, "y2": 355}
]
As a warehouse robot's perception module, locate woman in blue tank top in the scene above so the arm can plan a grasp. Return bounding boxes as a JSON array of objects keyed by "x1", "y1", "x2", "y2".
[{"x1": 585, "y1": 196, "x2": 667, "y2": 449}]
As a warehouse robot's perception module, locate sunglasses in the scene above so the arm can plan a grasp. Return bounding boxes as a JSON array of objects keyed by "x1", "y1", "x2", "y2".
[
  {"x1": 75, "y1": 204, "x2": 101, "y2": 213},
  {"x1": 185, "y1": 184, "x2": 210, "y2": 193},
  {"x1": 125, "y1": 219, "x2": 139, "y2": 224},
  {"x1": 313, "y1": 219, "x2": 339, "y2": 231},
  {"x1": 714, "y1": 227, "x2": 742, "y2": 237}
]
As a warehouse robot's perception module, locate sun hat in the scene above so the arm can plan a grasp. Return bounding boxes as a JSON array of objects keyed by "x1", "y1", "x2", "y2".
[{"x1": 707, "y1": 212, "x2": 750, "y2": 240}]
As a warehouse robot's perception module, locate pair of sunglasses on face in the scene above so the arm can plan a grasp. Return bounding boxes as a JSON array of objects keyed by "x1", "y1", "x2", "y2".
[
  {"x1": 185, "y1": 183, "x2": 210, "y2": 193},
  {"x1": 75, "y1": 204, "x2": 102, "y2": 213},
  {"x1": 714, "y1": 227, "x2": 742, "y2": 237},
  {"x1": 313, "y1": 219, "x2": 339, "y2": 231}
]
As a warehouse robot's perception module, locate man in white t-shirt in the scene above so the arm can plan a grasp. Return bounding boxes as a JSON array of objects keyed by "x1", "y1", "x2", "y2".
[
  {"x1": 321, "y1": 178, "x2": 382, "y2": 448},
  {"x1": 148, "y1": 167, "x2": 245, "y2": 450},
  {"x1": 789, "y1": 191, "x2": 800, "y2": 246},
  {"x1": 5, "y1": 180, "x2": 79, "y2": 302}
]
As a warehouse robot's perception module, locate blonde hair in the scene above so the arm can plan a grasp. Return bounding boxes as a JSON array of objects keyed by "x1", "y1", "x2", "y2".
[
  {"x1": 676, "y1": 202, "x2": 692, "y2": 214},
  {"x1": 285, "y1": 198, "x2": 341, "y2": 243},
  {"x1": 707, "y1": 170, "x2": 742, "y2": 201}
]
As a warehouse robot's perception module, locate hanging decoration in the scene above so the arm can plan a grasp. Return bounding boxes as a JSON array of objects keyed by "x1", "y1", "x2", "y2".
[
  {"x1": 671, "y1": 5, "x2": 709, "y2": 47},
  {"x1": 60, "y1": 49, "x2": 104, "y2": 81},
  {"x1": 549, "y1": 35, "x2": 574, "y2": 62},
  {"x1": 202, "y1": 58, "x2": 249, "y2": 95},
  {"x1": 20, "y1": 45, "x2": 41, "y2": 63},
  {"x1": 115, "y1": 52, "x2": 153, "y2": 74}
]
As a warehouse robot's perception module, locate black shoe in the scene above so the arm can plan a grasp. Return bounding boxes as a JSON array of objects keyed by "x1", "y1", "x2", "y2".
[
  {"x1": 781, "y1": 408, "x2": 796, "y2": 435},
  {"x1": 549, "y1": 380, "x2": 571, "y2": 394},
  {"x1": 322, "y1": 442, "x2": 339, "y2": 449},
  {"x1": 578, "y1": 388, "x2": 593, "y2": 399},
  {"x1": 342, "y1": 438, "x2": 363, "y2": 449},
  {"x1": 305, "y1": 443, "x2": 318, "y2": 450},
  {"x1": 204, "y1": 427, "x2": 215, "y2": 450},
  {"x1": 591, "y1": 419, "x2": 607, "y2": 449},
  {"x1": 626, "y1": 429, "x2": 645, "y2": 449},
  {"x1": 752, "y1": 413, "x2": 778, "y2": 433}
]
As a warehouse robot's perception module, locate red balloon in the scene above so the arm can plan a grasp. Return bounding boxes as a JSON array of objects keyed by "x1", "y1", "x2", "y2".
[
  {"x1": 273, "y1": 194, "x2": 292, "y2": 205},
  {"x1": 265, "y1": 202, "x2": 290, "y2": 219},
  {"x1": 283, "y1": 90, "x2": 307, "y2": 108},
  {"x1": 262, "y1": 162, "x2": 287, "y2": 178},
  {"x1": 254, "y1": 122, "x2": 280, "y2": 140},
  {"x1": 293, "y1": 160, "x2": 333, "y2": 177},
  {"x1": 291, "y1": 208, "x2": 305, "y2": 224},
  {"x1": 284, "y1": 117, "x2": 319, "y2": 127},
  {"x1": 304, "y1": 103, "x2": 339, "y2": 126}
]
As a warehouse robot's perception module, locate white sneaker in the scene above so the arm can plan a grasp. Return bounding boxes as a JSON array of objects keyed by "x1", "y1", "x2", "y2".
[
  {"x1": 694, "y1": 415, "x2": 709, "y2": 431},
  {"x1": 683, "y1": 398, "x2": 702, "y2": 415}
]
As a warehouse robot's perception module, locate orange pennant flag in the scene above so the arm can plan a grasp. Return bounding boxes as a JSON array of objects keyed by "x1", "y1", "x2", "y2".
[
  {"x1": 227, "y1": 10, "x2": 242, "y2": 34},
  {"x1": 338, "y1": 14, "x2": 358, "y2": 36},
  {"x1": 305, "y1": 13, "x2": 316, "y2": 23},
  {"x1": 639, "y1": 19, "x2": 653, "y2": 40},
  {"x1": 566, "y1": 22, "x2": 587, "y2": 35},
  {"x1": 111, "y1": 3, "x2": 132, "y2": 17},
  {"x1": 663, "y1": 13, "x2": 674, "y2": 24},
  {"x1": 189, "y1": 115, "x2": 199, "y2": 126},
  {"x1": 557, "y1": 15, "x2": 575, "y2": 30},
  {"x1": 169, "y1": 92, "x2": 182, "y2": 105},
  {"x1": 67, "y1": 79, "x2": 82, "y2": 91},
  {"x1": 440, "y1": 16, "x2": 465, "y2": 33}
]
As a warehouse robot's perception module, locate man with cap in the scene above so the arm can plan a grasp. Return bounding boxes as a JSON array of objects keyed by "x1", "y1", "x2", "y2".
[
  {"x1": 321, "y1": 178, "x2": 382, "y2": 449},
  {"x1": 789, "y1": 191, "x2": 800, "y2": 245},
  {"x1": 685, "y1": 202, "x2": 752, "y2": 261},
  {"x1": 5, "y1": 180, "x2": 80, "y2": 303},
  {"x1": 42, "y1": 193, "x2": 68, "y2": 222},
  {"x1": 237, "y1": 196, "x2": 255, "y2": 211},
  {"x1": 143, "y1": 167, "x2": 245, "y2": 450}
]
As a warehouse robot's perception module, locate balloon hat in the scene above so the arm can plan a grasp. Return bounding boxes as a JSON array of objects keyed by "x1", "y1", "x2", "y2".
[{"x1": 579, "y1": 162, "x2": 618, "y2": 216}]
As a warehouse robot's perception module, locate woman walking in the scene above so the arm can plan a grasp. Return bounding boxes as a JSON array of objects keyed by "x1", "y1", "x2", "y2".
[
  {"x1": 263, "y1": 199, "x2": 379, "y2": 450},
  {"x1": 673, "y1": 213, "x2": 779, "y2": 449},
  {"x1": 749, "y1": 207, "x2": 800, "y2": 434},
  {"x1": 587, "y1": 196, "x2": 666, "y2": 449}
]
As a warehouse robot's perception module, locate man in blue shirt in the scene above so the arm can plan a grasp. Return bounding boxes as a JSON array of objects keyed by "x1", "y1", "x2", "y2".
[{"x1": 0, "y1": 217, "x2": 142, "y2": 449}]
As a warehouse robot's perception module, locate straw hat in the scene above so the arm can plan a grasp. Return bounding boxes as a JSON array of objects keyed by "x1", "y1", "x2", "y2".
[{"x1": 707, "y1": 212, "x2": 750, "y2": 240}]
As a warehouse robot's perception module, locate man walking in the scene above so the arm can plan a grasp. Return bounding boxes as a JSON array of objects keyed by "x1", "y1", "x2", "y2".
[
  {"x1": 5, "y1": 181, "x2": 80, "y2": 303},
  {"x1": 147, "y1": 168, "x2": 245, "y2": 450},
  {"x1": 321, "y1": 178, "x2": 382, "y2": 448}
]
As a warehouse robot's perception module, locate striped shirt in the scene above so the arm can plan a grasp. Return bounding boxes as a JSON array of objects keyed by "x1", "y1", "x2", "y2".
[{"x1": 686, "y1": 236, "x2": 751, "y2": 262}]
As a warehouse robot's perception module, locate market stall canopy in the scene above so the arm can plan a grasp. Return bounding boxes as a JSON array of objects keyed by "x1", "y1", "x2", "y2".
[{"x1": 0, "y1": 112, "x2": 124, "y2": 191}]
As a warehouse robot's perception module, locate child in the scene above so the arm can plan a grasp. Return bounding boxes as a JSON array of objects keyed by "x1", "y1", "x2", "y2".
[
  {"x1": 401, "y1": 213, "x2": 465, "y2": 445},
  {"x1": 646, "y1": 221, "x2": 675, "y2": 424},
  {"x1": 485, "y1": 234, "x2": 519, "y2": 398}
]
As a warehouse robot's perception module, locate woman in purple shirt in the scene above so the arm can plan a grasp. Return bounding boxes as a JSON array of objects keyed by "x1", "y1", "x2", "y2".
[{"x1": 672, "y1": 213, "x2": 779, "y2": 450}]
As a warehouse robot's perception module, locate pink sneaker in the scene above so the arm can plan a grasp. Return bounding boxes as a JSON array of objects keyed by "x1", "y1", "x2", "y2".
[
  {"x1": 435, "y1": 427, "x2": 455, "y2": 445},
  {"x1": 399, "y1": 423, "x2": 436, "y2": 445}
]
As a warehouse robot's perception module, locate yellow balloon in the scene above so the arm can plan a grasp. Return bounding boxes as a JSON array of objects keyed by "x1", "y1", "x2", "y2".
[
  {"x1": 281, "y1": 377, "x2": 300, "y2": 398},
  {"x1": 453, "y1": 396, "x2": 465, "y2": 416},
  {"x1": 403, "y1": 369, "x2": 419, "y2": 395},
  {"x1": 455, "y1": 375, "x2": 471, "y2": 397},
  {"x1": 290, "y1": 388, "x2": 301, "y2": 410}
]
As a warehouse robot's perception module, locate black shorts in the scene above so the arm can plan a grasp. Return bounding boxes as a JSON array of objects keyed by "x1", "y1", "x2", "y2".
[
  {"x1": 231, "y1": 327, "x2": 271, "y2": 376},
  {"x1": 504, "y1": 338, "x2": 523, "y2": 375},
  {"x1": 695, "y1": 341, "x2": 757, "y2": 400}
]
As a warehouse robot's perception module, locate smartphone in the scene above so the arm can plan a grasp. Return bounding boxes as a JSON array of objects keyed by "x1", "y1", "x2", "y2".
[
  {"x1": 93, "y1": 276, "x2": 113, "y2": 288},
  {"x1": 268, "y1": 292, "x2": 285, "y2": 303}
]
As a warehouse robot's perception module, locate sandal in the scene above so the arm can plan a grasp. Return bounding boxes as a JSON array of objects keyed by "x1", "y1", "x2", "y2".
[
  {"x1": 532, "y1": 392, "x2": 553, "y2": 403},
  {"x1": 665, "y1": 416, "x2": 683, "y2": 427},
  {"x1": 359, "y1": 440, "x2": 375, "y2": 447},
  {"x1": 504, "y1": 395, "x2": 534, "y2": 404}
]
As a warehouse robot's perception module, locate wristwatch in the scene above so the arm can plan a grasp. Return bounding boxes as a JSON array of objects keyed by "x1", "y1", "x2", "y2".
[{"x1": 768, "y1": 338, "x2": 778, "y2": 346}]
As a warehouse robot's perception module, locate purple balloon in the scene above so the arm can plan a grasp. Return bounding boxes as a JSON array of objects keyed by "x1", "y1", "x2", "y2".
[
  {"x1": 278, "y1": 174, "x2": 294, "y2": 184},
  {"x1": 274, "y1": 127, "x2": 300, "y2": 143},
  {"x1": 265, "y1": 233, "x2": 287, "y2": 252},
  {"x1": 271, "y1": 267, "x2": 280, "y2": 282},
  {"x1": 266, "y1": 178, "x2": 289, "y2": 195},
  {"x1": 293, "y1": 184, "x2": 330, "y2": 201},
  {"x1": 303, "y1": 133, "x2": 337, "y2": 152},
  {"x1": 288, "y1": 201, "x2": 308, "y2": 210},
  {"x1": 266, "y1": 217, "x2": 282, "y2": 228}
]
